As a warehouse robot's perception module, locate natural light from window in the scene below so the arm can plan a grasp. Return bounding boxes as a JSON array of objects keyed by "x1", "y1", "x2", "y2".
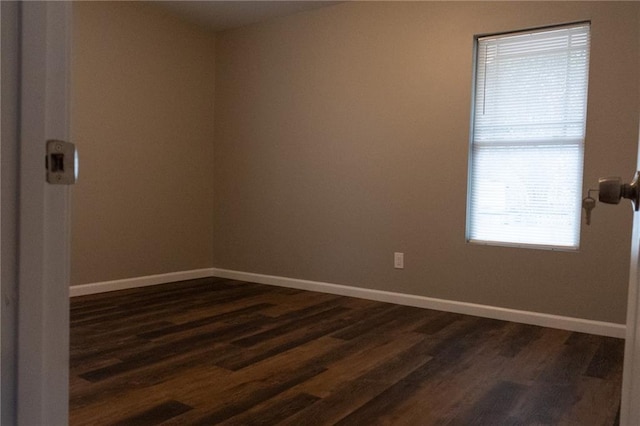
[{"x1": 467, "y1": 22, "x2": 591, "y2": 250}]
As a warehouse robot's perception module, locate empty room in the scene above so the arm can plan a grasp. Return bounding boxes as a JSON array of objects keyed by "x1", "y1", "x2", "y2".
[{"x1": 6, "y1": 0, "x2": 640, "y2": 425}]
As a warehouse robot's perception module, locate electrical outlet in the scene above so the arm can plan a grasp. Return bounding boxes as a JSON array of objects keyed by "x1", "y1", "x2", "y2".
[{"x1": 394, "y1": 252, "x2": 404, "y2": 269}]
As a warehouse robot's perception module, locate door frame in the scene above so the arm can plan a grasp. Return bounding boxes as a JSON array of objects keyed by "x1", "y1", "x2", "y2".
[
  {"x1": 1, "y1": 2, "x2": 72, "y2": 425},
  {"x1": 1, "y1": 1, "x2": 21, "y2": 424}
]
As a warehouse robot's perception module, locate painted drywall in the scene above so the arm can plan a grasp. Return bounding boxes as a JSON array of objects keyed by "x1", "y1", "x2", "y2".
[
  {"x1": 71, "y1": 2, "x2": 216, "y2": 285},
  {"x1": 213, "y1": 1, "x2": 640, "y2": 324}
]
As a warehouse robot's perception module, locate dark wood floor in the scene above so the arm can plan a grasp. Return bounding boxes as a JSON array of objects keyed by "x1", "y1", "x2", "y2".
[{"x1": 70, "y1": 277, "x2": 624, "y2": 425}]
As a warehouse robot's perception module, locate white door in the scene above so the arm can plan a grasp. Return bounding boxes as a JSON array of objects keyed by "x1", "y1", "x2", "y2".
[
  {"x1": 621, "y1": 167, "x2": 640, "y2": 423},
  {"x1": 1, "y1": 2, "x2": 72, "y2": 425}
]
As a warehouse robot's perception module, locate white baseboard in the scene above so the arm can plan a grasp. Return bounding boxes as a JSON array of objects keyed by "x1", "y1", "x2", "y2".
[
  {"x1": 69, "y1": 268, "x2": 215, "y2": 297},
  {"x1": 210, "y1": 268, "x2": 626, "y2": 339},
  {"x1": 70, "y1": 266, "x2": 626, "y2": 338}
]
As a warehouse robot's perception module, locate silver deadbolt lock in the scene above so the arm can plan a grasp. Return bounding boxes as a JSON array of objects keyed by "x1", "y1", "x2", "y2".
[
  {"x1": 46, "y1": 140, "x2": 77, "y2": 185},
  {"x1": 598, "y1": 172, "x2": 640, "y2": 211}
]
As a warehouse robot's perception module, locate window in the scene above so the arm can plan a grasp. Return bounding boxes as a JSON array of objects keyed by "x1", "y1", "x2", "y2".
[{"x1": 467, "y1": 23, "x2": 590, "y2": 250}]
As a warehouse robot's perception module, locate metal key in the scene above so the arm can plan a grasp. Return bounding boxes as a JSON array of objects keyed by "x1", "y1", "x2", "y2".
[{"x1": 582, "y1": 196, "x2": 596, "y2": 226}]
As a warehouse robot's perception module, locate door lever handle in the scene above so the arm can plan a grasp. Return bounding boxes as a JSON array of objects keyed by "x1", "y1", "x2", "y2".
[{"x1": 598, "y1": 172, "x2": 640, "y2": 211}]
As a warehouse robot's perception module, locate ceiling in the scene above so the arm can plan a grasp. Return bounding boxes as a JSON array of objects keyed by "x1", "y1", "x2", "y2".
[{"x1": 155, "y1": 1, "x2": 342, "y2": 32}]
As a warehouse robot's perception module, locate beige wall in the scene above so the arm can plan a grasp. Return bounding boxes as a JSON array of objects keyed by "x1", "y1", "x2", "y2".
[
  {"x1": 213, "y1": 1, "x2": 640, "y2": 323},
  {"x1": 71, "y1": 2, "x2": 216, "y2": 285},
  {"x1": 71, "y1": 1, "x2": 640, "y2": 324}
]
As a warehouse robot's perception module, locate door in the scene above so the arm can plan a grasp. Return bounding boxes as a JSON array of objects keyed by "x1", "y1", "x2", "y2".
[
  {"x1": 1, "y1": 2, "x2": 72, "y2": 425},
  {"x1": 621, "y1": 167, "x2": 640, "y2": 423}
]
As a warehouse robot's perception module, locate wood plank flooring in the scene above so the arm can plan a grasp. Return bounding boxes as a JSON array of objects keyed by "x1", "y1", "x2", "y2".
[{"x1": 70, "y1": 277, "x2": 624, "y2": 425}]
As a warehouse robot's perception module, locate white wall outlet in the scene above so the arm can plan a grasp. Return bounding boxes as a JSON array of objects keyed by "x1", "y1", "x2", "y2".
[{"x1": 394, "y1": 252, "x2": 404, "y2": 269}]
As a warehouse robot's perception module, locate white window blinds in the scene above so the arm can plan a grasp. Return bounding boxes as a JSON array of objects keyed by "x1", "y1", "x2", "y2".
[{"x1": 467, "y1": 23, "x2": 590, "y2": 250}]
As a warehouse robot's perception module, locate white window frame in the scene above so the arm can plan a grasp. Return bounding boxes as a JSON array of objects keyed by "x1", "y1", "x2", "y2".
[{"x1": 466, "y1": 21, "x2": 590, "y2": 251}]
